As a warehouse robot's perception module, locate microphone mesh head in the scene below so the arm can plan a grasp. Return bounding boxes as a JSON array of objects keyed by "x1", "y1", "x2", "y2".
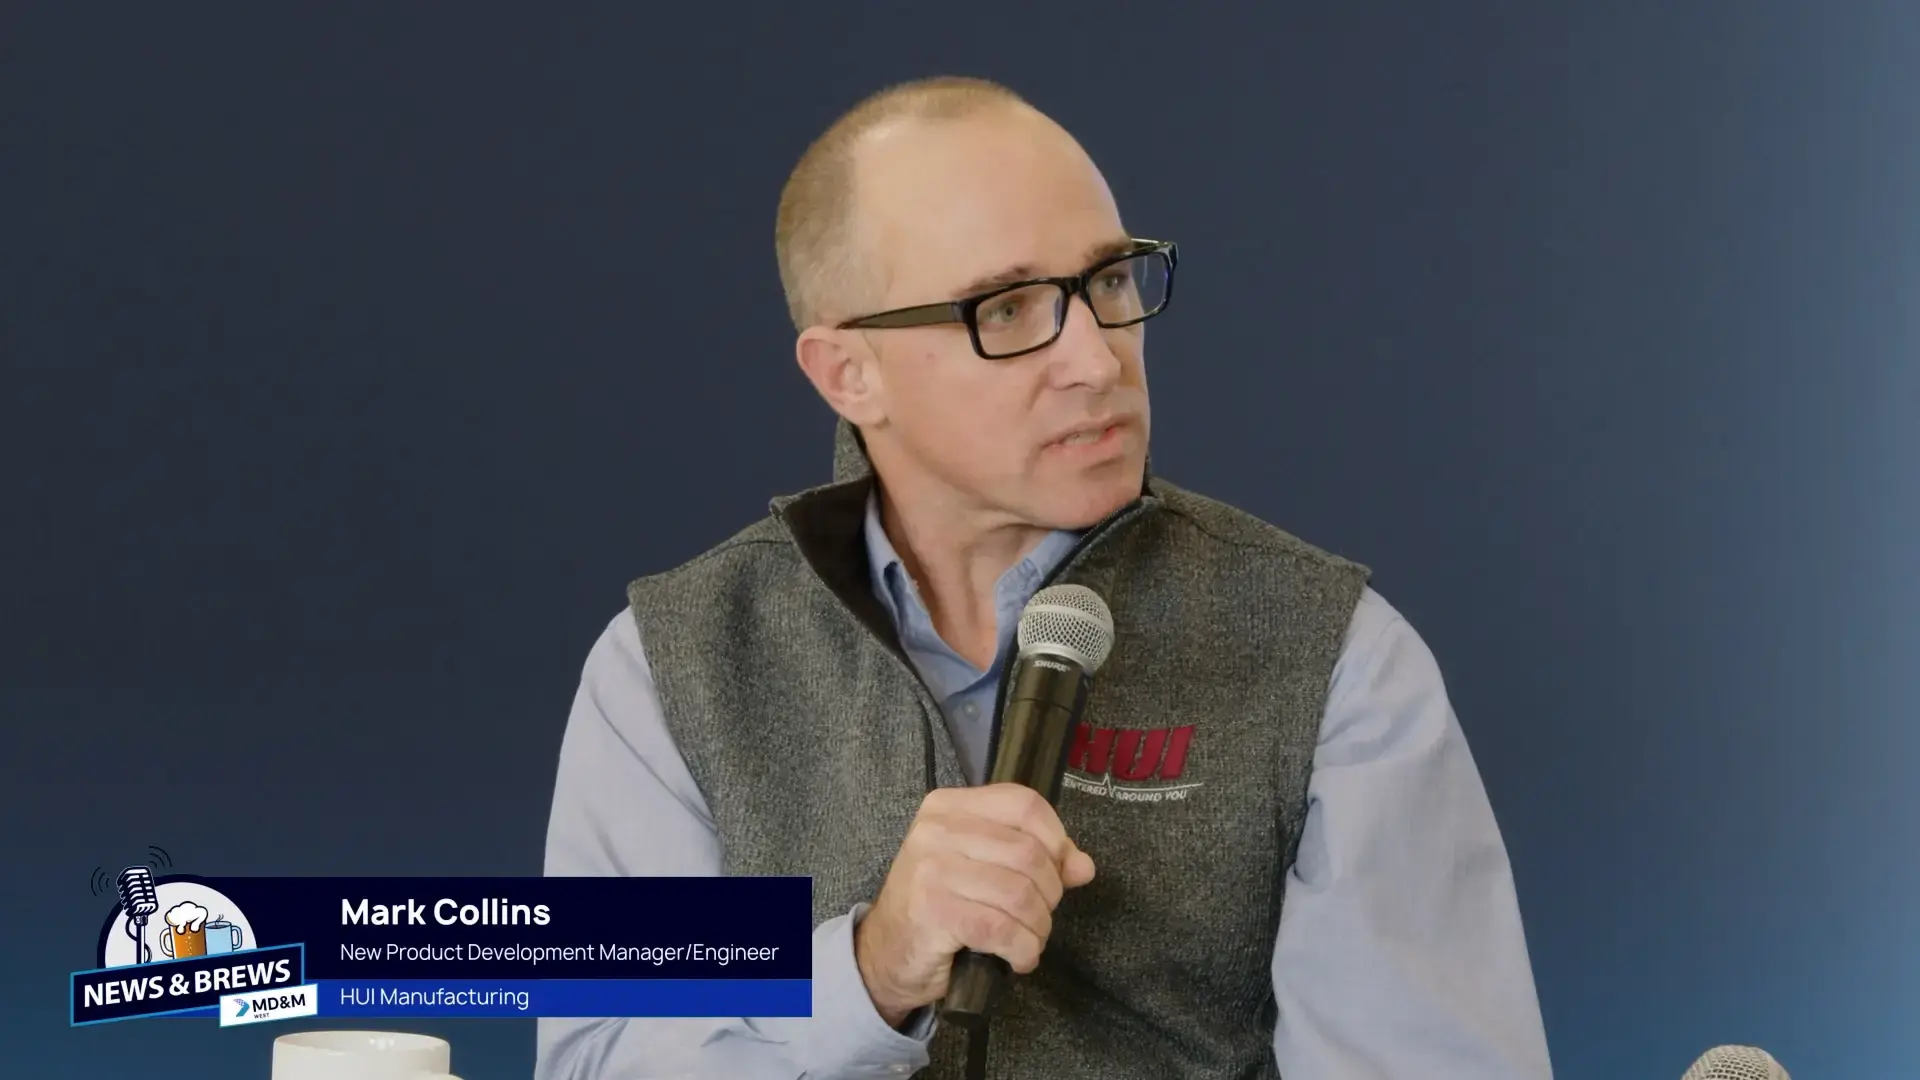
[
  {"x1": 1682, "y1": 1045, "x2": 1789, "y2": 1080},
  {"x1": 1016, "y1": 585, "x2": 1115, "y2": 672},
  {"x1": 117, "y1": 866, "x2": 159, "y2": 917}
]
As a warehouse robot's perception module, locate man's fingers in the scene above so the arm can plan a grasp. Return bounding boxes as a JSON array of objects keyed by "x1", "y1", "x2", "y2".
[
  {"x1": 1062, "y1": 847, "x2": 1096, "y2": 887},
  {"x1": 954, "y1": 784, "x2": 1077, "y2": 865},
  {"x1": 933, "y1": 893, "x2": 1047, "y2": 974},
  {"x1": 918, "y1": 815, "x2": 1066, "y2": 908},
  {"x1": 931, "y1": 855, "x2": 1055, "y2": 945}
]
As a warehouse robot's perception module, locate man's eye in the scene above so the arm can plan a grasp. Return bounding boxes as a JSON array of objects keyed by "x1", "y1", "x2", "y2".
[{"x1": 982, "y1": 298, "x2": 1023, "y2": 324}]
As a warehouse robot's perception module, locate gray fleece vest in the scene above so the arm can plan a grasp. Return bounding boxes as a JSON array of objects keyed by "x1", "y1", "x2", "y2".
[{"x1": 627, "y1": 422, "x2": 1370, "y2": 1079}]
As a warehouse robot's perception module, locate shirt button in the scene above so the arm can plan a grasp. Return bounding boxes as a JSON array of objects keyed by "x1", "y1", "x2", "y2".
[
  {"x1": 891, "y1": 1067, "x2": 911, "y2": 1075},
  {"x1": 962, "y1": 702, "x2": 979, "y2": 717}
]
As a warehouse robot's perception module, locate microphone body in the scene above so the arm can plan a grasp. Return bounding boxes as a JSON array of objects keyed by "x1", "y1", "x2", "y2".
[
  {"x1": 941, "y1": 651, "x2": 1092, "y2": 1017},
  {"x1": 940, "y1": 584, "x2": 1114, "y2": 1024},
  {"x1": 985, "y1": 649, "x2": 1093, "y2": 799}
]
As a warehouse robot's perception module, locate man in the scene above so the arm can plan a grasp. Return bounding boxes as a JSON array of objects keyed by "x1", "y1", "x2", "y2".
[{"x1": 538, "y1": 76, "x2": 1553, "y2": 1079}]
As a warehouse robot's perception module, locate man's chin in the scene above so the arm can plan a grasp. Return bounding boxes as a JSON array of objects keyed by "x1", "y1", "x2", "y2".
[{"x1": 1032, "y1": 473, "x2": 1147, "y2": 532}]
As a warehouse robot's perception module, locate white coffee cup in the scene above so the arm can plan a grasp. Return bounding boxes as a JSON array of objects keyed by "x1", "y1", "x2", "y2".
[{"x1": 271, "y1": 1030, "x2": 451, "y2": 1079}]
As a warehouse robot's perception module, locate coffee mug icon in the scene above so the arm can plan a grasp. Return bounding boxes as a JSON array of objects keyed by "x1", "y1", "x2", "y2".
[
  {"x1": 205, "y1": 919, "x2": 246, "y2": 954},
  {"x1": 159, "y1": 900, "x2": 211, "y2": 960}
]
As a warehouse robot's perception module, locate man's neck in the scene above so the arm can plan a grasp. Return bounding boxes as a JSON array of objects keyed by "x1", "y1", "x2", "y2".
[{"x1": 876, "y1": 488, "x2": 1049, "y2": 671}]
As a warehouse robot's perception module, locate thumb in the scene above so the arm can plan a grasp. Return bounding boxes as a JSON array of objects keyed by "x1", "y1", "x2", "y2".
[{"x1": 1062, "y1": 842, "x2": 1096, "y2": 887}]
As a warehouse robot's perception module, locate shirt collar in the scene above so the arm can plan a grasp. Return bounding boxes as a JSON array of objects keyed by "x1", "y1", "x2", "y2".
[{"x1": 862, "y1": 490, "x2": 1082, "y2": 636}]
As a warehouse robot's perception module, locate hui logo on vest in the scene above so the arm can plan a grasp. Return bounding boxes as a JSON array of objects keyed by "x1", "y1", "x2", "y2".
[{"x1": 1060, "y1": 723, "x2": 1204, "y2": 802}]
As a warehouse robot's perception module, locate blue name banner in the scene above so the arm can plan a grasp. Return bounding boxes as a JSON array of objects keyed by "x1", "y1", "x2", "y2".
[{"x1": 83, "y1": 875, "x2": 811, "y2": 1023}]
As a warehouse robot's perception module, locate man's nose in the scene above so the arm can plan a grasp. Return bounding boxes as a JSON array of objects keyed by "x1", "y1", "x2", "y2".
[{"x1": 1049, "y1": 292, "x2": 1124, "y2": 389}]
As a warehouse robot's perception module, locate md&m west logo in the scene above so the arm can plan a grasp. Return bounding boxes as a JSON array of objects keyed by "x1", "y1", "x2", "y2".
[{"x1": 221, "y1": 984, "x2": 319, "y2": 1027}]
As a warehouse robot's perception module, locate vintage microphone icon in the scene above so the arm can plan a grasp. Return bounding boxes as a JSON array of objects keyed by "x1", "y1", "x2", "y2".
[{"x1": 116, "y1": 866, "x2": 160, "y2": 964}]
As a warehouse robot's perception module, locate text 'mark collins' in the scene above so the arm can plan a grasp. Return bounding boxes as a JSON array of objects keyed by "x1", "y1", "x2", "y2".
[{"x1": 342, "y1": 897, "x2": 552, "y2": 927}]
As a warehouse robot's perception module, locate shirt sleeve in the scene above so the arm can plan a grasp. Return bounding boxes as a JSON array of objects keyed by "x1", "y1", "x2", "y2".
[
  {"x1": 1270, "y1": 587, "x2": 1555, "y2": 1079},
  {"x1": 534, "y1": 609, "x2": 937, "y2": 1080}
]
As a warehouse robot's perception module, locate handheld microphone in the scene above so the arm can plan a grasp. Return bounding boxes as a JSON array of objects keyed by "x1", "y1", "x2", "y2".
[
  {"x1": 940, "y1": 583, "x2": 1115, "y2": 1023},
  {"x1": 116, "y1": 866, "x2": 160, "y2": 964},
  {"x1": 1682, "y1": 1045, "x2": 1791, "y2": 1079}
]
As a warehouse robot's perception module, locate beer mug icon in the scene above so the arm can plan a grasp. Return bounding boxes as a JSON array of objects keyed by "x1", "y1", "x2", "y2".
[{"x1": 158, "y1": 901, "x2": 212, "y2": 959}]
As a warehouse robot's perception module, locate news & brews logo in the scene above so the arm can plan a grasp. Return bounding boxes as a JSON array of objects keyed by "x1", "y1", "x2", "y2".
[{"x1": 71, "y1": 860, "x2": 311, "y2": 1027}]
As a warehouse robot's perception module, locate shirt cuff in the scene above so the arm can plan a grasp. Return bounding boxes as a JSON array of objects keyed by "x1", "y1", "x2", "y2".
[{"x1": 756, "y1": 903, "x2": 935, "y2": 1077}]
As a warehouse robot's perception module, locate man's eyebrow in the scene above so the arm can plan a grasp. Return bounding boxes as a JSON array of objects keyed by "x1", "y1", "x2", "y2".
[
  {"x1": 951, "y1": 237, "x2": 1141, "y2": 298},
  {"x1": 954, "y1": 263, "x2": 1042, "y2": 297},
  {"x1": 1082, "y1": 236, "x2": 1140, "y2": 264}
]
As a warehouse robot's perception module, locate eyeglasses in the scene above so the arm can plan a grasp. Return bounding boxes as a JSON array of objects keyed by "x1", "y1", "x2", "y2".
[{"x1": 836, "y1": 239, "x2": 1178, "y2": 360}]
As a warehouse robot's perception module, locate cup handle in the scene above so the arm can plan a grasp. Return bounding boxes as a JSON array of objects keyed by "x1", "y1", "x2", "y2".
[
  {"x1": 157, "y1": 927, "x2": 173, "y2": 959},
  {"x1": 227, "y1": 924, "x2": 243, "y2": 949}
]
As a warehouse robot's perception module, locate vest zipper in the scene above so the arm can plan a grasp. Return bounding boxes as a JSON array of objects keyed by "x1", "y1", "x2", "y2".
[
  {"x1": 978, "y1": 495, "x2": 1158, "y2": 783},
  {"x1": 775, "y1": 485, "x2": 1160, "y2": 792},
  {"x1": 912, "y1": 493, "x2": 1158, "y2": 789}
]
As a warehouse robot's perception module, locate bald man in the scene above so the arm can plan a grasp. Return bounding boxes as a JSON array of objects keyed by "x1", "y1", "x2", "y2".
[{"x1": 537, "y1": 77, "x2": 1554, "y2": 1080}]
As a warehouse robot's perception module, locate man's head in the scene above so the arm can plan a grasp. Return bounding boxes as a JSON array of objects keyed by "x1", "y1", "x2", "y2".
[{"x1": 778, "y1": 77, "x2": 1161, "y2": 533}]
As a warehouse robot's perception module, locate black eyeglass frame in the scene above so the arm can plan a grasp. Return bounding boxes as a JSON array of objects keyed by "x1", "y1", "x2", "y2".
[{"x1": 835, "y1": 238, "x2": 1179, "y2": 360}]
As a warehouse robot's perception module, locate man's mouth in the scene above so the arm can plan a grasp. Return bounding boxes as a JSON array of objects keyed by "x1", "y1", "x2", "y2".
[
  {"x1": 1045, "y1": 421, "x2": 1127, "y2": 452},
  {"x1": 1056, "y1": 427, "x2": 1111, "y2": 446}
]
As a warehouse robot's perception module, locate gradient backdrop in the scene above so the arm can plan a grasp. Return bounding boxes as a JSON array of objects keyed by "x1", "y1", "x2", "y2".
[{"x1": 4, "y1": 4, "x2": 1915, "y2": 1078}]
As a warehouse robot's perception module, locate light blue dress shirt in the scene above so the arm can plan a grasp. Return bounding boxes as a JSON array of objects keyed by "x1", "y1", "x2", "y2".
[{"x1": 536, "y1": 496, "x2": 1555, "y2": 1079}]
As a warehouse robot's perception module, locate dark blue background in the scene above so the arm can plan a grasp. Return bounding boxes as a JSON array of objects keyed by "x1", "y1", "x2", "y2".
[{"x1": 5, "y1": 4, "x2": 1915, "y2": 1078}]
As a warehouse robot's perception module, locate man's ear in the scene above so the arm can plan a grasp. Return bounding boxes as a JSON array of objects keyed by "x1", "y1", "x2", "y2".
[{"x1": 795, "y1": 327, "x2": 887, "y2": 427}]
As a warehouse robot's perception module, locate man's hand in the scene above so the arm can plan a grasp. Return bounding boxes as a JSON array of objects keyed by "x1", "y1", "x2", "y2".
[{"x1": 853, "y1": 783, "x2": 1097, "y2": 1027}]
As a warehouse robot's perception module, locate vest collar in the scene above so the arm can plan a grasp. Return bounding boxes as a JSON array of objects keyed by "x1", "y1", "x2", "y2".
[{"x1": 775, "y1": 418, "x2": 1163, "y2": 658}]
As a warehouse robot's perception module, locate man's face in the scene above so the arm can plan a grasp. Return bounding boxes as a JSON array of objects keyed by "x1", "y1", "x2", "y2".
[{"x1": 845, "y1": 108, "x2": 1152, "y2": 531}]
